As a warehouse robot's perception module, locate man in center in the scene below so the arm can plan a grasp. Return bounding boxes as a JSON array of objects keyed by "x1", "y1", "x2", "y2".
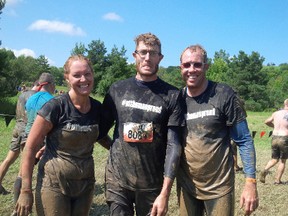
[{"x1": 101, "y1": 32, "x2": 185, "y2": 216}]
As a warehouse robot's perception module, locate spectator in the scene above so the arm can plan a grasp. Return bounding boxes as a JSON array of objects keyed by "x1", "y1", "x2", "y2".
[
  {"x1": 0, "y1": 82, "x2": 38, "y2": 195},
  {"x1": 259, "y1": 99, "x2": 288, "y2": 185},
  {"x1": 10, "y1": 73, "x2": 55, "y2": 216}
]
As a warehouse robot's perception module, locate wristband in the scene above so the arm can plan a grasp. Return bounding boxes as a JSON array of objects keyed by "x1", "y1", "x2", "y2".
[
  {"x1": 21, "y1": 188, "x2": 32, "y2": 193},
  {"x1": 246, "y1": 178, "x2": 257, "y2": 183}
]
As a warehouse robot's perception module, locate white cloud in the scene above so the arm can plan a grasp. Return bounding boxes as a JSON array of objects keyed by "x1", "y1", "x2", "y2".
[
  {"x1": 5, "y1": 48, "x2": 57, "y2": 66},
  {"x1": 12, "y1": 48, "x2": 36, "y2": 58},
  {"x1": 4, "y1": 0, "x2": 22, "y2": 16},
  {"x1": 4, "y1": 9, "x2": 17, "y2": 16},
  {"x1": 28, "y1": 20, "x2": 86, "y2": 36},
  {"x1": 102, "y1": 12, "x2": 123, "y2": 22},
  {"x1": 5, "y1": 0, "x2": 23, "y2": 7}
]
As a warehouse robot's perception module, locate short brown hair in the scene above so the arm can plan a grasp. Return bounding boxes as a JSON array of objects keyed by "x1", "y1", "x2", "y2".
[
  {"x1": 38, "y1": 73, "x2": 55, "y2": 84},
  {"x1": 134, "y1": 32, "x2": 162, "y2": 53},
  {"x1": 180, "y1": 44, "x2": 208, "y2": 63}
]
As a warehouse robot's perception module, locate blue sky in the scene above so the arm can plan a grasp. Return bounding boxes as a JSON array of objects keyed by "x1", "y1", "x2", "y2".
[{"x1": 1, "y1": 0, "x2": 288, "y2": 68}]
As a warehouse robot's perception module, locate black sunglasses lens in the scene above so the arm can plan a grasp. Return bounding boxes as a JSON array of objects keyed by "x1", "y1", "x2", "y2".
[
  {"x1": 194, "y1": 63, "x2": 203, "y2": 68},
  {"x1": 183, "y1": 63, "x2": 191, "y2": 68}
]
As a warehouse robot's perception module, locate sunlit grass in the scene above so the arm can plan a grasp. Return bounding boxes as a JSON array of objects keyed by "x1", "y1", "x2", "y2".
[{"x1": 1, "y1": 109, "x2": 286, "y2": 215}]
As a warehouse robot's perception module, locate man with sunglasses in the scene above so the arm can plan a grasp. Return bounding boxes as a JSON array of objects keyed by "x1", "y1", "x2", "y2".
[
  {"x1": 177, "y1": 44, "x2": 259, "y2": 216},
  {"x1": 101, "y1": 32, "x2": 185, "y2": 216}
]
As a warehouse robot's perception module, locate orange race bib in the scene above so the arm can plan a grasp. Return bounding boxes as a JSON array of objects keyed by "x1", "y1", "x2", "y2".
[{"x1": 123, "y1": 122, "x2": 153, "y2": 143}]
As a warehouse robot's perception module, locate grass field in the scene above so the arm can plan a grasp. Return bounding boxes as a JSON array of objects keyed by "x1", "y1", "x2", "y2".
[{"x1": 0, "y1": 112, "x2": 287, "y2": 216}]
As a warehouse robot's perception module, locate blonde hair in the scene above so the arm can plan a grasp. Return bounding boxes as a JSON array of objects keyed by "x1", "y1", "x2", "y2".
[
  {"x1": 180, "y1": 44, "x2": 208, "y2": 63},
  {"x1": 284, "y1": 99, "x2": 288, "y2": 107},
  {"x1": 63, "y1": 55, "x2": 93, "y2": 78}
]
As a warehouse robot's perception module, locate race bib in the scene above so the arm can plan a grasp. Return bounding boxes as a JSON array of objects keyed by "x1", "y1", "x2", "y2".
[{"x1": 123, "y1": 122, "x2": 153, "y2": 143}]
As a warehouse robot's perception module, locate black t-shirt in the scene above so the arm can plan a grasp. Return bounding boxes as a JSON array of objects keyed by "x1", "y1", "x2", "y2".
[
  {"x1": 177, "y1": 81, "x2": 246, "y2": 199},
  {"x1": 37, "y1": 93, "x2": 101, "y2": 196},
  {"x1": 102, "y1": 77, "x2": 185, "y2": 190}
]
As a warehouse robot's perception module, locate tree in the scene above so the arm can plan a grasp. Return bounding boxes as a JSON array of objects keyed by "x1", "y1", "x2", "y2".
[
  {"x1": 71, "y1": 42, "x2": 87, "y2": 56},
  {"x1": 86, "y1": 40, "x2": 108, "y2": 93},
  {"x1": 87, "y1": 39, "x2": 107, "y2": 66},
  {"x1": 158, "y1": 66, "x2": 184, "y2": 89},
  {"x1": 214, "y1": 49, "x2": 230, "y2": 63},
  {"x1": 36, "y1": 55, "x2": 51, "y2": 73},
  {"x1": 207, "y1": 58, "x2": 229, "y2": 83},
  {"x1": 96, "y1": 46, "x2": 133, "y2": 95},
  {"x1": 263, "y1": 64, "x2": 288, "y2": 109},
  {"x1": 0, "y1": 48, "x2": 17, "y2": 97},
  {"x1": 207, "y1": 50, "x2": 230, "y2": 83},
  {"x1": 224, "y1": 51, "x2": 268, "y2": 111},
  {"x1": 0, "y1": 1, "x2": 4, "y2": 12},
  {"x1": 50, "y1": 66, "x2": 64, "y2": 86},
  {"x1": 9, "y1": 55, "x2": 38, "y2": 88},
  {"x1": 0, "y1": 0, "x2": 5, "y2": 46}
]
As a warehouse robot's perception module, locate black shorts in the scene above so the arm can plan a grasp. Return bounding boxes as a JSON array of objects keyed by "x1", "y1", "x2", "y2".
[{"x1": 105, "y1": 167, "x2": 161, "y2": 216}]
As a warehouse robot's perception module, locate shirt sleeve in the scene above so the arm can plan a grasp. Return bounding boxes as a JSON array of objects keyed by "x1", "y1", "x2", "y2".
[
  {"x1": 164, "y1": 126, "x2": 183, "y2": 179},
  {"x1": 230, "y1": 120, "x2": 256, "y2": 178},
  {"x1": 225, "y1": 94, "x2": 246, "y2": 126},
  {"x1": 98, "y1": 91, "x2": 116, "y2": 140},
  {"x1": 167, "y1": 91, "x2": 186, "y2": 127}
]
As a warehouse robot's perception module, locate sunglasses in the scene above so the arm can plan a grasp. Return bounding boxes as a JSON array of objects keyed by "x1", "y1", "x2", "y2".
[{"x1": 181, "y1": 62, "x2": 205, "y2": 69}]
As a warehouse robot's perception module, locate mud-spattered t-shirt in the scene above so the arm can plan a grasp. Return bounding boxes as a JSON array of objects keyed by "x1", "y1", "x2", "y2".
[
  {"x1": 102, "y1": 77, "x2": 184, "y2": 191},
  {"x1": 16, "y1": 90, "x2": 37, "y2": 124},
  {"x1": 37, "y1": 93, "x2": 101, "y2": 196},
  {"x1": 177, "y1": 81, "x2": 246, "y2": 200},
  {"x1": 14, "y1": 89, "x2": 36, "y2": 133}
]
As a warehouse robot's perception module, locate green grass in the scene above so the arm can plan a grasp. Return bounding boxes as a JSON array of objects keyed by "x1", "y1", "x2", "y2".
[
  {"x1": 1, "y1": 112, "x2": 288, "y2": 216},
  {"x1": 0, "y1": 95, "x2": 18, "y2": 115}
]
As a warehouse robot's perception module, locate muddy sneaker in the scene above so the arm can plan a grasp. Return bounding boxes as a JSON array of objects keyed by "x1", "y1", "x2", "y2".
[
  {"x1": 259, "y1": 170, "x2": 267, "y2": 183},
  {"x1": 0, "y1": 185, "x2": 10, "y2": 195},
  {"x1": 274, "y1": 181, "x2": 288, "y2": 185}
]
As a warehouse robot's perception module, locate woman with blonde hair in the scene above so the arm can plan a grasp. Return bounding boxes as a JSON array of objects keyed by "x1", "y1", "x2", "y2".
[{"x1": 16, "y1": 55, "x2": 110, "y2": 216}]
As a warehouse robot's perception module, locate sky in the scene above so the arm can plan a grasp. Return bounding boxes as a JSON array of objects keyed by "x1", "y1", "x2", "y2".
[{"x1": 1, "y1": 0, "x2": 288, "y2": 68}]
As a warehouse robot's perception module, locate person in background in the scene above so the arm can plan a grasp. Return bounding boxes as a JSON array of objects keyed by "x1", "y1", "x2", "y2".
[
  {"x1": 101, "y1": 32, "x2": 185, "y2": 216},
  {"x1": 0, "y1": 81, "x2": 38, "y2": 196},
  {"x1": 21, "y1": 84, "x2": 26, "y2": 92},
  {"x1": 24, "y1": 73, "x2": 56, "y2": 137},
  {"x1": 15, "y1": 55, "x2": 110, "y2": 216},
  {"x1": 10, "y1": 73, "x2": 55, "y2": 216},
  {"x1": 259, "y1": 99, "x2": 288, "y2": 185},
  {"x1": 177, "y1": 44, "x2": 258, "y2": 216}
]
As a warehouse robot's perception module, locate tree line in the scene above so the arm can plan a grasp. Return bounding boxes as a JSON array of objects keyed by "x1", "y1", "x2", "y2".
[
  {"x1": 0, "y1": 0, "x2": 287, "y2": 111},
  {"x1": 0, "y1": 39, "x2": 287, "y2": 112}
]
